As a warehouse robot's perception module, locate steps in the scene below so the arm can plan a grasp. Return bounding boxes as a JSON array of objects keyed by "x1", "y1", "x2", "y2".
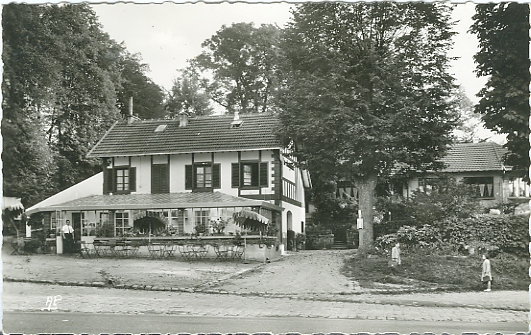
[{"x1": 330, "y1": 241, "x2": 348, "y2": 250}]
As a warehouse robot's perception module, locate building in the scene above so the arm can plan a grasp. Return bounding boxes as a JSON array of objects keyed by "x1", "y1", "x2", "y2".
[
  {"x1": 406, "y1": 142, "x2": 529, "y2": 207},
  {"x1": 26, "y1": 112, "x2": 310, "y2": 253}
]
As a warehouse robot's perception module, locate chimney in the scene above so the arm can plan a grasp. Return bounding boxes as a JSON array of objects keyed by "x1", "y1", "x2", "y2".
[
  {"x1": 179, "y1": 111, "x2": 188, "y2": 127},
  {"x1": 128, "y1": 97, "x2": 134, "y2": 124}
]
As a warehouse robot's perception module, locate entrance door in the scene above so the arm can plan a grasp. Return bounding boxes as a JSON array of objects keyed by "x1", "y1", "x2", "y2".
[{"x1": 71, "y1": 213, "x2": 82, "y2": 242}]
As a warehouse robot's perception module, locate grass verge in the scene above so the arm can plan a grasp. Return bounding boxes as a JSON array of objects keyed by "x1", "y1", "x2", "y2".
[{"x1": 342, "y1": 250, "x2": 528, "y2": 291}]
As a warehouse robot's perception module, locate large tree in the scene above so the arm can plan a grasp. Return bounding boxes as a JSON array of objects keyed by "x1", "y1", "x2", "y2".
[
  {"x1": 277, "y1": 3, "x2": 459, "y2": 250},
  {"x1": 470, "y1": 3, "x2": 530, "y2": 176},
  {"x1": 116, "y1": 51, "x2": 166, "y2": 120},
  {"x1": 166, "y1": 62, "x2": 214, "y2": 118},
  {"x1": 2, "y1": 4, "x2": 123, "y2": 204},
  {"x1": 195, "y1": 22, "x2": 281, "y2": 114}
]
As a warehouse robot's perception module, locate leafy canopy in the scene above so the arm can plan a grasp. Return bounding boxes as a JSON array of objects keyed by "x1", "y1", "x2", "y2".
[
  {"x1": 470, "y1": 3, "x2": 530, "y2": 176},
  {"x1": 276, "y1": 3, "x2": 459, "y2": 249}
]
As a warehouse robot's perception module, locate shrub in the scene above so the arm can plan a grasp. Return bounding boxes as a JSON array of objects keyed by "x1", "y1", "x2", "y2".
[{"x1": 375, "y1": 224, "x2": 441, "y2": 252}]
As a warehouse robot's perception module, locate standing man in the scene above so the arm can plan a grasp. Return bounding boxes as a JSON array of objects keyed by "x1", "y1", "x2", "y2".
[{"x1": 62, "y1": 220, "x2": 74, "y2": 254}]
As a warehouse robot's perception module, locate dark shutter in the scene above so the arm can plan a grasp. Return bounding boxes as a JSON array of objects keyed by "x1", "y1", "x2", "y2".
[
  {"x1": 251, "y1": 163, "x2": 259, "y2": 186},
  {"x1": 129, "y1": 167, "x2": 136, "y2": 192},
  {"x1": 185, "y1": 165, "x2": 193, "y2": 190},
  {"x1": 259, "y1": 162, "x2": 268, "y2": 187},
  {"x1": 212, "y1": 164, "x2": 221, "y2": 189},
  {"x1": 152, "y1": 164, "x2": 169, "y2": 194},
  {"x1": 104, "y1": 168, "x2": 113, "y2": 194},
  {"x1": 231, "y1": 163, "x2": 240, "y2": 188}
]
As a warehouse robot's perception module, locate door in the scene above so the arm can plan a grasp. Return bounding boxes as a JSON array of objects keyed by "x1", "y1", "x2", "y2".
[{"x1": 71, "y1": 213, "x2": 82, "y2": 242}]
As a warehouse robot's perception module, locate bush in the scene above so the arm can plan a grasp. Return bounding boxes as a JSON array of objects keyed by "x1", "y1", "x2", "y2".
[
  {"x1": 443, "y1": 214, "x2": 528, "y2": 257},
  {"x1": 375, "y1": 224, "x2": 441, "y2": 252}
]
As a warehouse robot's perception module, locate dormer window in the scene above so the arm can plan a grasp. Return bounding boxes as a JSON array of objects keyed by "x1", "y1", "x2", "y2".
[
  {"x1": 230, "y1": 120, "x2": 244, "y2": 128},
  {"x1": 155, "y1": 124, "x2": 167, "y2": 132}
]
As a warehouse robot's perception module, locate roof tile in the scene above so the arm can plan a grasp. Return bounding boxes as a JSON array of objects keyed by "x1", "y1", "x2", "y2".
[
  {"x1": 441, "y1": 142, "x2": 508, "y2": 172},
  {"x1": 87, "y1": 114, "x2": 281, "y2": 158}
]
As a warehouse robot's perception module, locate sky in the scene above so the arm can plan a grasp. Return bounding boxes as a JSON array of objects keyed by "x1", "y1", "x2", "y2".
[{"x1": 91, "y1": 2, "x2": 486, "y2": 103}]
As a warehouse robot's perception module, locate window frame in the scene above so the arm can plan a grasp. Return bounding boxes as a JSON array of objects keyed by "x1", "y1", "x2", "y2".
[
  {"x1": 463, "y1": 176, "x2": 495, "y2": 199},
  {"x1": 185, "y1": 163, "x2": 220, "y2": 192},
  {"x1": 232, "y1": 161, "x2": 268, "y2": 189}
]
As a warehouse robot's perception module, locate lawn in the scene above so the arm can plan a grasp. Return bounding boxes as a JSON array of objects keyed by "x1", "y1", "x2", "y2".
[{"x1": 342, "y1": 250, "x2": 528, "y2": 292}]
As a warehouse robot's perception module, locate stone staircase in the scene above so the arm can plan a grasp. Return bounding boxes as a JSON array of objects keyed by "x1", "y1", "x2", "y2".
[{"x1": 330, "y1": 241, "x2": 348, "y2": 250}]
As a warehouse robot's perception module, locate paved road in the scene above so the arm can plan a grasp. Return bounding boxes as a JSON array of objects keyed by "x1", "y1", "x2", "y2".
[
  {"x1": 3, "y1": 312, "x2": 527, "y2": 334},
  {"x1": 3, "y1": 282, "x2": 527, "y2": 334}
]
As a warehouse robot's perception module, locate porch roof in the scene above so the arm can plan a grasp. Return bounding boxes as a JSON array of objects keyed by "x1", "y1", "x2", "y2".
[{"x1": 26, "y1": 192, "x2": 283, "y2": 215}]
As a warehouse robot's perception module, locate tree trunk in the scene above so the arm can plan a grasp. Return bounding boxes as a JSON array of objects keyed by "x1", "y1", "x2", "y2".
[{"x1": 355, "y1": 173, "x2": 378, "y2": 251}]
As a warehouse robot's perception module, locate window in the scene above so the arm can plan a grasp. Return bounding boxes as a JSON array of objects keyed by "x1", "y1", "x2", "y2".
[
  {"x1": 104, "y1": 167, "x2": 136, "y2": 194},
  {"x1": 116, "y1": 168, "x2": 129, "y2": 191},
  {"x1": 196, "y1": 165, "x2": 212, "y2": 188},
  {"x1": 185, "y1": 163, "x2": 220, "y2": 191},
  {"x1": 115, "y1": 211, "x2": 130, "y2": 237},
  {"x1": 232, "y1": 162, "x2": 268, "y2": 188},
  {"x1": 463, "y1": 177, "x2": 494, "y2": 198}
]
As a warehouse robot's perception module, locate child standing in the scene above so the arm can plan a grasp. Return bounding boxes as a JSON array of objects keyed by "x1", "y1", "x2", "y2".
[{"x1": 481, "y1": 254, "x2": 492, "y2": 292}]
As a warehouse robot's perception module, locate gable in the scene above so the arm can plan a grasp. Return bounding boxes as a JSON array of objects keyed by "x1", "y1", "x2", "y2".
[{"x1": 87, "y1": 114, "x2": 281, "y2": 158}]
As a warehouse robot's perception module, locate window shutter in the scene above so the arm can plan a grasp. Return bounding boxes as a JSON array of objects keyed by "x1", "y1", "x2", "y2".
[
  {"x1": 213, "y1": 164, "x2": 221, "y2": 189},
  {"x1": 185, "y1": 165, "x2": 193, "y2": 190},
  {"x1": 251, "y1": 163, "x2": 259, "y2": 186},
  {"x1": 104, "y1": 168, "x2": 113, "y2": 194},
  {"x1": 129, "y1": 167, "x2": 136, "y2": 192},
  {"x1": 232, "y1": 163, "x2": 240, "y2": 188},
  {"x1": 259, "y1": 162, "x2": 268, "y2": 187}
]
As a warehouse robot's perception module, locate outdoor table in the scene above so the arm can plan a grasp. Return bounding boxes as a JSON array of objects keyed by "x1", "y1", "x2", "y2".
[
  {"x1": 93, "y1": 241, "x2": 115, "y2": 257},
  {"x1": 190, "y1": 244, "x2": 209, "y2": 259}
]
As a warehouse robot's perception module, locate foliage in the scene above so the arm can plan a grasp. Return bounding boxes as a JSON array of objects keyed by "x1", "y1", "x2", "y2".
[
  {"x1": 116, "y1": 51, "x2": 165, "y2": 120},
  {"x1": 166, "y1": 62, "x2": 214, "y2": 118},
  {"x1": 95, "y1": 222, "x2": 114, "y2": 238},
  {"x1": 376, "y1": 224, "x2": 442, "y2": 252},
  {"x1": 2, "y1": 4, "x2": 164, "y2": 207},
  {"x1": 442, "y1": 214, "x2": 528, "y2": 257},
  {"x1": 210, "y1": 218, "x2": 227, "y2": 234},
  {"x1": 305, "y1": 224, "x2": 334, "y2": 250},
  {"x1": 375, "y1": 178, "x2": 480, "y2": 236},
  {"x1": 194, "y1": 222, "x2": 207, "y2": 234},
  {"x1": 343, "y1": 250, "x2": 528, "y2": 291},
  {"x1": 277, "y1": 3, "x2": 459, "y2": 250},
  {"x1": 2, "y1": 4, "x2": 122, "y2": 205},
  {"x1": 470, "y1": 3, "x2": 530, "y2": 177},
  {"x1": 195, "y1": 22, "x2": 281, "y2": 114}
]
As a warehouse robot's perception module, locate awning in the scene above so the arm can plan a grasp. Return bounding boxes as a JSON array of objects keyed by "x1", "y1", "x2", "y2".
[
  {"x1": 26, "y1": 191, "x2": 284, "y2": 215},
  {"x1": 233, "y1": 209, "x2": 269, "y2": 231}
]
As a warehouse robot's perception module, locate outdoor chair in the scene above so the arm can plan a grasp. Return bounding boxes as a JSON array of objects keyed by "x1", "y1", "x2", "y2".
[
  {"x1": 148, "y1": 243, "x2": 165, "y2": 258},
  {"x1": 178, "y1": 244, "x2": 195, "y2": 261},
  {"x1": 79, "y1": 241, "x2": 95, "y2": 259},
  {"x1": 228, "y1": 245, "x2": 244, "y2": 260},
  {"x1": 163, "y1": 243, "x2": 178, "y2": 258},
  {"x1": 213, "y1": 243, "x2": 229, "y2": 261}
]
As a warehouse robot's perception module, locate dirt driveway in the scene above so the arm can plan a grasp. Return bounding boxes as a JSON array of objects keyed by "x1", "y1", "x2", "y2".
[{"x1": 212, "y1": 250, "x2": 359, "y2": 294}]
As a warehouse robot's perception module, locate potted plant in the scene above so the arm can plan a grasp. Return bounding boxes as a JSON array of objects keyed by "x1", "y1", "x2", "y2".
[
  {"x1": 194, "y1": 222, "x2": 207, "y2": 236},
  {"x1": 211, "y1": 218, "x2": 227, "y2": 235}
]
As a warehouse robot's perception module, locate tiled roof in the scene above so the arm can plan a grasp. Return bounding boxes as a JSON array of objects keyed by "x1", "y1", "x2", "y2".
[
  {"x1": 441, "y1": 142, "x2": 508, "y2": 173},
  {"x1": 87, "y1": 114, "x2": 281, "y2": 158},
  {"x1": 29, "y1": 192, "x2": 282, "y2": 213}
]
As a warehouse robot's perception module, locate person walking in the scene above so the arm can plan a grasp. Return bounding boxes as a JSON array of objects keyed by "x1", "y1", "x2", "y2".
[
  {"x1": 61, "y1": 220, "x2": 74, "y2": 254},
  {"x1": 481, "y1": 254, "x2": 492, "y2": 292}
]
